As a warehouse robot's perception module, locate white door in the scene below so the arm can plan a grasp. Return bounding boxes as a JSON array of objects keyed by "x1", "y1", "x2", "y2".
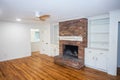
[{"x1": 40, "y1": 30, "x2": 50, "y2": 55}]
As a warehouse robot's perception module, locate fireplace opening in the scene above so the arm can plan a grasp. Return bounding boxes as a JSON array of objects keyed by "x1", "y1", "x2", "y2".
[{"x1": 63, "y1": 45, "x2": 78, "y2": 58}]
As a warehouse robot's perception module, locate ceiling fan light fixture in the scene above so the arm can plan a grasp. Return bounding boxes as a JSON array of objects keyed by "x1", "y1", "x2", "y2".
[
  {"x1": 35, "y1": 11, "x2": 40, "y2": 17},
  {"x1": 16, "y1": 18, "x2": 21, "y2": 22}
]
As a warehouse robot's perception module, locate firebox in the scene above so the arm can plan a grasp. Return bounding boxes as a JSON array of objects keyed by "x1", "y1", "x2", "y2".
[{"x1": 63, "y1": 45, "x2": 78, "y2": 58}]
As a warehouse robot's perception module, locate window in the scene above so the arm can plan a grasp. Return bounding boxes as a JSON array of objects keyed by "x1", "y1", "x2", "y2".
[{"x1": 31, "y1": 29, "x2": 40, "y2": 42}]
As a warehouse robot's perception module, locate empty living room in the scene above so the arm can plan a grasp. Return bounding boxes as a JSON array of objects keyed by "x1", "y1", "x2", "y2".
[{"x1": 0, "y1": 0, "x2": 120, "y2": 80}]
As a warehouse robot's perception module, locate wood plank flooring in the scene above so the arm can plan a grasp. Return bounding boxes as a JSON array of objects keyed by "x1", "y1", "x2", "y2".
[{"x1": 0, "y1": 52, "x2": 120, "y2": 80}]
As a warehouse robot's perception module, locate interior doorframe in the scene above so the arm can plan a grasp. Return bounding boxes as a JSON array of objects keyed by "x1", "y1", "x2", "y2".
[
  {"x1": 117, "y1": 22, "x2": 120, "y2": 75},
  {"x1": 108, "y1": 10, "x2": 120, "y2": 76}
]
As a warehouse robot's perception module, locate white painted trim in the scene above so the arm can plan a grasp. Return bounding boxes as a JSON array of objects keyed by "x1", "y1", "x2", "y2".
[
  {"x1": 88, "y1": 14, "x2": 109, "y2": 20},
  {"x1": 85, "y1": 65, "x2": 107, "y2": 72},
  {"x1": 108, "y1": 9, "x2": 120, "y2": 75}
]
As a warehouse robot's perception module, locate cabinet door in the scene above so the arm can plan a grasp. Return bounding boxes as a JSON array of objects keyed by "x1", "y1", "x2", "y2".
[
  {"x1": 85, "y1": 49, "x2": 95, "y2": 67},
  {"x1": 96, "y1": 52, "x2": 107, "y2": 71}
]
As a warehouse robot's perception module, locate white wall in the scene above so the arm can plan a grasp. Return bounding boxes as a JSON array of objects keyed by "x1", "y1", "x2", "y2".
[
  {"x1": 108, "y1": 10, "x2": 120, "y2": 75},
  {"x1": 0, "y1": 21, "x2": 31, "y2": 61},
  {"x1": 0, "y1": 21, "x2": 53, "y2": 61},
  {"x1": 117, "y1": 23, "x2": 120, "y2": 67}
]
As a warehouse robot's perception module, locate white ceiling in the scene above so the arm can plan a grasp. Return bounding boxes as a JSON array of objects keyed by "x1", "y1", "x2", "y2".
[{"x1": 0, "y1": 0, "x2": 120, "y2": 23}]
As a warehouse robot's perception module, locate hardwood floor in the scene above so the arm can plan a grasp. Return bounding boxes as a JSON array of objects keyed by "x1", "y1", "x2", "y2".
[{"x1": 0, "y1": 52, "x2": 120, "y2": 80}]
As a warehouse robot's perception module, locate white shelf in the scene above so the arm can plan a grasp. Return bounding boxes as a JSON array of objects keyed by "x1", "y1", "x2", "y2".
[
  {"x1": 90, "y1": 42, "x2": 109, "y2": 44},
  {"x1": 90, "y1": 22, "x2": 109, "y2": 26},
  {"x1": 89, "y1": 32, "x2": 109, "y2": 34},
  {"x1": 89, "y1": 18, "x2": 109, "y2": 25},
  {"x1": 88, "y1": 17, "x2": 109, "y2": 50},
  {"x1": 87, "y1": 47, "x2": 109, "y2": 51}
]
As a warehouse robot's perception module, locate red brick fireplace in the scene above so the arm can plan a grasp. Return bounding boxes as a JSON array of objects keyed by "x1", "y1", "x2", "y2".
[{"x1": 54, "y1": 18, "x2": 87, "y2": 69}]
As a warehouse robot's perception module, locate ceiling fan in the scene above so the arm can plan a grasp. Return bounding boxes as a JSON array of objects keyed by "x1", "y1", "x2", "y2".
[
  {"x1": 22, "y1": 12, "x2": 50, "y2": 22},
  {"x1": 35, "y1": 12, "x2": 50, "y2": 21}
]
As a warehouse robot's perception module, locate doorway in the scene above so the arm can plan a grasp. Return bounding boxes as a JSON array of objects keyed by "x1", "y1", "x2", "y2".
[
  {"x1": 31, "y1": 29, "x2": 40, "y2": 53},
  {"x1": 117, "y1": 22, "x2": 120, "y2": 75}
]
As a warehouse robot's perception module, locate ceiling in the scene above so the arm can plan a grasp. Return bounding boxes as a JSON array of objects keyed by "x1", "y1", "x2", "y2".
[{"x1": 0, "y1": 0, "x2": 120, "y2": 23}]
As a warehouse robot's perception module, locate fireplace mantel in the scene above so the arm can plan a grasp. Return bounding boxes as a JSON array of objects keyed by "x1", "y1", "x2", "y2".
[{"x1": 59, "y1": 36, "x2": 83, "y2": 41}]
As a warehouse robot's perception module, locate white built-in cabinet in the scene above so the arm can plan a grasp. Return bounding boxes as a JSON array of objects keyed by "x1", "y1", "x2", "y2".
[
  {"x1": 85, "y1": 48, "x2": 107, "y2": 72},
  {"x1": 85, "y1": 15, "x2": 109, "y2": 72}
]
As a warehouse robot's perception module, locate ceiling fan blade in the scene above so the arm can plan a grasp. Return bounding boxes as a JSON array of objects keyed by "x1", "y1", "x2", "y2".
[{"x1": 39, "y1": 15, "x2": 50, "y2": 21}]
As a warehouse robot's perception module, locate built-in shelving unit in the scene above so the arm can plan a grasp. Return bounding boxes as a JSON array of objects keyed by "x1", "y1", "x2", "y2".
[
  {"x1": 88, "y1": 17, "x2": 109, "y2": 50},
  {"x1": 85, "y1": 15, "x2": 109, "y2": 72}
]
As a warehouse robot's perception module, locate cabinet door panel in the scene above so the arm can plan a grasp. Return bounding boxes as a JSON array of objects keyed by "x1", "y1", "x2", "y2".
[
  {"x1": 96, "y1": 52, "x2": 106, "y2": 71},
  {"x1": 85, "y1": 49, "x2": 95, "y2": 67}
]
